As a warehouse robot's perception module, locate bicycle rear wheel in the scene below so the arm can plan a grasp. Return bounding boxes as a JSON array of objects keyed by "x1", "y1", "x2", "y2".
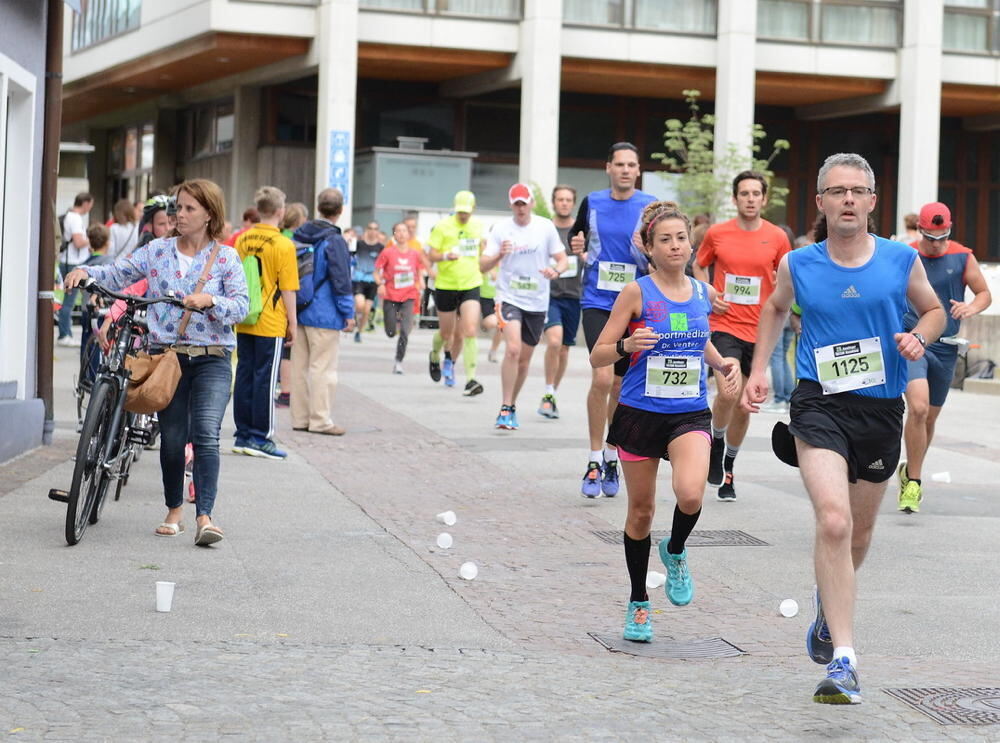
[{"x1": 66, "y1": 380, "x2": 115, "y2": 544}]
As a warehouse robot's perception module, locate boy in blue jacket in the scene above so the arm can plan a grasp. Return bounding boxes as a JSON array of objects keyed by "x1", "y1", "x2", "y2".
[{"x1": 289, "y1": 188, "x2": 356, "y2": 435}]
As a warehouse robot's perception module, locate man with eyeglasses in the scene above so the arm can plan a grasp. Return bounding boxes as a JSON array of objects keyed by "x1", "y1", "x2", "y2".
[
  {"x1": 743, "y1": 152, "x2": 944, "y2": 705},
  {"x1": 694, "y1": 170, "x2": 792, "y2": 502},
  {"x1": 897, "y1": 202, "x2": 992, "y2": 514}
]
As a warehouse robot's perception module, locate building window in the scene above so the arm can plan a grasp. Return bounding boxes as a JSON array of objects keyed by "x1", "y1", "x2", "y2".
[
  {"x1": 563, "y1": 0, "x2": 624, "y2": 25},
  {"x1": 633, "y1": 0, "x2": 716, "y2": 34},
  {"x1": 71, "y1": 0, "x2": 142, "y2": 52},
  {"x1": 757, "y1": 0, "x2": 901, "y2": 47},
  {"x1": 108, "y1": 121, "x2": 155, "y2": 205},
  {"x1": 183, "y1": 102, "x2": 236, "y2": 158},
  {"x1": 944, "y1": 0, "x2": 999, "y2": 54},
  {"x1": 359, "y1": 0, "x2": 522, "y2": 16}
]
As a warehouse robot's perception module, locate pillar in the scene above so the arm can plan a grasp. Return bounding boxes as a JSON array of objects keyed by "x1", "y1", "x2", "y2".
[
  {"x1": 315, "y1": 0, "x2": 358, "y2": 226},
  {"x1": 517, "y1": 0, "x2": 562, "y2": 202},
  {"x1": 896, "y1": 0, "x2": 943, "y2": 234},
  {"x1": 231, "y1": 85, "x2": 261, "y2": 222},
  {"x1": 713, "y1": 0, "x2": 757, "y2": 210}
]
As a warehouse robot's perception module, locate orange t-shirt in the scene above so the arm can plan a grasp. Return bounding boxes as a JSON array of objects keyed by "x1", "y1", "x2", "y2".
[{"x1": 696, "y1": 218, "x2": 791, "y2": 343}]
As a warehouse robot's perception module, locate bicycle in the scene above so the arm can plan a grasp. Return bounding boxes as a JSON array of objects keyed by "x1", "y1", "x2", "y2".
[{"x1": 49, "y1": 279, "x2": 188, "y2": 545}]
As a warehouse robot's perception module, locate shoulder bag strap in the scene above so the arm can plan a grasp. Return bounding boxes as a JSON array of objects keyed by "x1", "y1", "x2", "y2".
[{"x1": 177, "y1": 243, "x2": 221, "y2": 337}]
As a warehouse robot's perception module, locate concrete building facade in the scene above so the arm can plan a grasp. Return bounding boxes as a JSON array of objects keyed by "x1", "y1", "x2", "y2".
[{"x1": 59, "y1": 0, "x2": 1000, "y2": 260}]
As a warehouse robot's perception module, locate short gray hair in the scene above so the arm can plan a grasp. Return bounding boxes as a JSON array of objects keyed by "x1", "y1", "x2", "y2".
[{"x1": 816, "y1": 153, "x2": 875, "y2": 193}]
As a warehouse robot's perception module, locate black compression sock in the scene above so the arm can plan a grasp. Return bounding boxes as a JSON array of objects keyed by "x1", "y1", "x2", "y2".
[
  {"x1": 624, "y1": 533, "x2": 651, "y2": 602},
  {"x1": 912, "y1": 478, "x2": 921, "y2": 485},
  {"x1": 667, "y1": 506, "x2": 702, "y2": 554},
  {"x1": 444, "y1": 351, "x2": 453, "y2": 361},
  {"x1": 723, "y1": 454, "x2": 736, "y2": 473}
]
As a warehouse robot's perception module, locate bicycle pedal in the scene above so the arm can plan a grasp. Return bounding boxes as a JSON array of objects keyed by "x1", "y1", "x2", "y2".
[
  {"x1": 128, "y1": 428, "x2": 153, "y2": 446},
  {"x1": 47, "y1": 488, "x2": 69, "y2": 503}
]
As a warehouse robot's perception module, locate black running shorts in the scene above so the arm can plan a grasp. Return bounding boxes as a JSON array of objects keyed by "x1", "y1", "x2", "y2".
[
  {"x1": 607, "y1": 404, "x2": 712, "y2": 460},
  {"x1": 434, "y1": 286, "x2": 481, "y2": 313},
  {"x1": 788, "y1": 379, "x2": 904, "y2": 484},
  {"x1": 710, "y1": 330, "x2": 754, "y2": 378},
  {"x1": 582, "y1": 307, "x2": 629, "y2": 377}
]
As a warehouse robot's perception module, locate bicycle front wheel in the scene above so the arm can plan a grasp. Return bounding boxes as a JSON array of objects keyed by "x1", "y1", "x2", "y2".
[
  {"x1": 66, "y1": 380, "x2": 115, "y2": 544},
  {"x1": 75, "y1": 335, "x2": 102, "y2": 426}
]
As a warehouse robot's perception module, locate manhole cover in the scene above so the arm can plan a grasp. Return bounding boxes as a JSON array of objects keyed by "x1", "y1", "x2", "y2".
[
  {"x1": 590, "y1": 633, "x2": 745, "y2": 659},
  {"x1": 591, "y1": 529, "x2": 769, "y2": 547},
  {"x1": 884, "y1": 688, "x2": 1000, "y2": 725}
]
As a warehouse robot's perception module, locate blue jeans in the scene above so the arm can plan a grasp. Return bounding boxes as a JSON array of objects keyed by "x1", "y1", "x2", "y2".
[
  {"x1": 58, "y1": 261, "x2": 82, "y2": 338},
  {"x1": 233, "y1": 333, "x2": 283, "y2": 443},
  {"x1": 769, "y1": 326, "x2": 795, "y2": 403},
  {"x1": 158, "y1": 352, "x2": 232, "y2": 517}
]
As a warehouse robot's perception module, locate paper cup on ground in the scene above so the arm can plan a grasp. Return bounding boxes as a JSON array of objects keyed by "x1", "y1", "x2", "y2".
[
  {"x1": 931, "y1": 472, "x2": 951, "y2": 483},
  {"x1": 459, "y1": 562, "x2": 478, "y2": 580},
  {"x1": 779, "y1": 598, "x2": 798, "y2": 618},
  {"x1": 155, "y1": 581, "x2": 175, "y2": 612},
  {"x1": 436, "y1": 533, "x2": 453, "y2": 549},
  {"x1": 646, "y1": 571, "x2": 665, "y2": 589},
  {"x1": 436, "y1": 511, "x2": 457, "y2": 526}
]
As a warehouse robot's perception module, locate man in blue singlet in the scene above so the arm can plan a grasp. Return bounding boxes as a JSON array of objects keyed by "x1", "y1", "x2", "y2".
[
  {"x1": 570, "y1": 142, "x2": 657, "y2": 498},
  {"x1": 897, "y1": 201, "x2": 992, "y2": 514},
  {"x1": 743, "y1": 153, "x2": 944, "y2": 705}
]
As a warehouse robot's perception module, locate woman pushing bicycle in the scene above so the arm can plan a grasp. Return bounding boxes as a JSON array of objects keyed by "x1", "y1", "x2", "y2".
[{"x1": 65, "y1": 179, "x2": 249, "y2": 546}]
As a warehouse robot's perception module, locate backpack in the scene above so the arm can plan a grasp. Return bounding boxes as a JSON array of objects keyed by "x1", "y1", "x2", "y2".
[
  {"x1": 241, "y1": 254, "x2": 264, "y2": 325},
  {"x1": 295, "y1": 238, "x2": 329, "y2": 312},
  {"x1": 58, "y1": 212, "x2": 69, "y2": 259}
]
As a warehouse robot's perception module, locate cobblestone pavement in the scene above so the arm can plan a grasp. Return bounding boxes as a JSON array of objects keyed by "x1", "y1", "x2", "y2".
[{"x1": 1, "y1": 330, "x2": 999, "y2": 740}]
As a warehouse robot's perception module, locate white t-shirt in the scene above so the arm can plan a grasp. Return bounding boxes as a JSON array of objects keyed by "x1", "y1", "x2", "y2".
[
  {"x1": 108, "y1": 222, "x2": 138, "y2": 261},
  {"x1": 483, "y1": 216, "x2": 565, "y2": 313},
  {"x1": 176, "y1": 247, "x2": 194, "y2": 275},
  {"x1": 62, "y1": 210, "x2": 91, "y2": 265}
]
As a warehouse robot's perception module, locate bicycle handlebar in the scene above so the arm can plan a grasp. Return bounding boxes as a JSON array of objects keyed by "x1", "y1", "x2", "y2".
[{"x1": 82, "y1": 278, "x2": 196, "y2": 312}]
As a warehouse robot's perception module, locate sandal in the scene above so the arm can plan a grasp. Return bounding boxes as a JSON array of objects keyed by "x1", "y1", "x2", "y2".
[
  {"x1": 155, "y1": 522, "x2": 184, "y2": 537},
  {"x1": 194, "y1": 522, "x2": 224, "y2": 546}
]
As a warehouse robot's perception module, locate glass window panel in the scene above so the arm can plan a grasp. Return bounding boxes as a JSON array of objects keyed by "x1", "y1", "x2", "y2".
[
  {"x1": 378, "y1": 103, "x2": 454, "y2": 150},
  {"x1": 559, "y1": 108, "x2": 616, "y2": 160},
  {"x1": 963, "y1": 188, "x2": 978, "y2": 246},
  {"x1": 634, "y1": 0, "x2": 716, "y2": 33},
  {"x1": 359, "y1": 0, "x2": 424, "y2": 9},
  {"x1": 945, "y1": 0, "x2": 988, "y2": 8},
  {"x1": 470, "y1": 161, "x2": 519, "y2": 211},
  {"x1": 108, "y1": 131, "x2": 125, "y2": 173},
  {"x1": 939, "y1": 126, "x2": 958, "y2": 181},
  {"x1": 758, "y1": 0, "x2": 809, "y2": 40},
  {"x1": 465, "y1": 103, "x2": 519, "y2": 154},
  {"x1": 193, "y1": 109, "x2": 215, "y2": 158},
  {"x1": 988, "y1": 190, "x2": 1000, "y2": 260},
  {"x1": 124, "y1": 127, "x2": 138, "y2": 171},
  {"x1": 140, "y1": 122, "x2": 154, "y2": 169},
  {"x1": 563, "y1": 0, "x2": 624, "y2": 25},
  {"x1": 442, "y1": 0, "x2": 520, "y2": 18},
  {"x1": 966, "y1": 136, "x2": 979, "y2": 180},
  {"x1": 216, "y1": 107, "x2": 234, "y2": 153},
  {"x1": 990, "y1": 140, "x2": 1000, "y2": 181},
  {"x1": 943, "y1": 11, "x2": 989, "y2": 51},
  {"x1": 821, "y1": 5, "x2": 900, "y2": 46}
]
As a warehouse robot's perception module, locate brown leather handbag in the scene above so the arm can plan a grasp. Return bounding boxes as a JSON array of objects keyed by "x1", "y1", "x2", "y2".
[{"x1": 124, "y1": 245, "x2": 221, "y2": 414}]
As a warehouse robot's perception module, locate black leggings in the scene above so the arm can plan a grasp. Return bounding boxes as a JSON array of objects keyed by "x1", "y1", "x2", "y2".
[{"x1": 383, "y1": 299, "x2": 415, "y2": 362}]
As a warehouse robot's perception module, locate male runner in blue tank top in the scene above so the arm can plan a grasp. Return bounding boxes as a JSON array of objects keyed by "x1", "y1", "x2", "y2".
[
  {"x1": 897, "y1": 201, "x2": 992, "y2": 514},
  {"x1": 570, "y1": 143, "x2": 657, "y2": 498},
  {"x1": 743, "y1": 153, "x2": 944, "y2": 705}
]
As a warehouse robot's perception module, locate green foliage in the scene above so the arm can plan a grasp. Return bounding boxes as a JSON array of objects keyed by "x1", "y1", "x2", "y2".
[
  {"x1": 652, "y1": 90, "x2": 790, "y2": 221},
  {"x1": 530, "y1": 183, "x2": 553, "y2": 220}
]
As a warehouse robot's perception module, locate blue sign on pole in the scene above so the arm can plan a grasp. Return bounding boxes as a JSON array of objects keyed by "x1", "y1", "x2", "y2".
[{"x1": 328, "y1": 130, "x2": 351, "y2": 204}]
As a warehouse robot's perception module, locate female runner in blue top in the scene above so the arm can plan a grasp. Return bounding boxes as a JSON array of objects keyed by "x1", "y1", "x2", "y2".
[{"x1": 591, "y1": 201, "x2": 740, "y2": 643}]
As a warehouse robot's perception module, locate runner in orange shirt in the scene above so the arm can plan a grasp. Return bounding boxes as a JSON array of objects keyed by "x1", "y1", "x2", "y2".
[{"x1": 694, "y1": 171, "x2": 791, "y2": 501}]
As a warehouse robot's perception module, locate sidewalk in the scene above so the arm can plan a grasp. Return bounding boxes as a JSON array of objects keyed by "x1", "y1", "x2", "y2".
[{"x1": 1, "y1": 328, "x2": 998, "y2": 740}]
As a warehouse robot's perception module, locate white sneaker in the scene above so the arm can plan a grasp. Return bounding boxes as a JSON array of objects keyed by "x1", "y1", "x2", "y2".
[
  {"x1": 393, "y1": 361, "x2": 404, "y2": 375},
  {"x1": 57, "y1": 336, "x2": 77, "y2": 347}
]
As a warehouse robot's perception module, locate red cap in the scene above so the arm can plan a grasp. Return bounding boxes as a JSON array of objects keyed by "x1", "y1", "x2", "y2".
[
  {"x1": 918, "y1": 202, "x2": 951, "y2": 230},
  {"x1": 508, "y1": 183, "x2": 532, "y2": 204}
]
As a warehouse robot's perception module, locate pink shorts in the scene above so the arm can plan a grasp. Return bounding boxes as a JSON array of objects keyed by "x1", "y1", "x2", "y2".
[{"x1": 617, "y1": 430, "x2": 712, "y2": 462}]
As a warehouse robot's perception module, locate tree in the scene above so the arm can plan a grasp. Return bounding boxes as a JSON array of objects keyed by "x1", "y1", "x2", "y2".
[
  {"x1": 530, "y1": 182, "x2": 553, "y2": 220},
  {"x1": 652, "y1": 89, "x2": 790, "y2": 221}
]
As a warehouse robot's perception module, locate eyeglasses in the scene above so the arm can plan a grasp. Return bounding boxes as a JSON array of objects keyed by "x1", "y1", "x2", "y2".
[
  {"x1": 920, "y1": 230, "x2": 950, "y2": 242},
  {"x1": 819, "y1": 186, "x2": 874, "y2": 198}
]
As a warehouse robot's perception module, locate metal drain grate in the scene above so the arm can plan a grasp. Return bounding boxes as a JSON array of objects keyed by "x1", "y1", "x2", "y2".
[
  {"x1": 590, "y1": 633, "x2": 746, "y2": 659},
  {"x1": 884, "y1": 688, "x2": 1000, "y2": 726},
  {"x1": 591, "y1": 529, "x2": 769, "y2": 547}
]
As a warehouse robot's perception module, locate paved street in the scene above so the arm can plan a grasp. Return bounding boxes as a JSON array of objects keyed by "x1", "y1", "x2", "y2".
[{"x1": 2, "y1": 326, "x2": 1000, "y2": 741}]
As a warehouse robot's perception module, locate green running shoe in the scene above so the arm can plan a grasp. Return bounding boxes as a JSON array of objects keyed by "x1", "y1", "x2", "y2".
[{"x1": 898, "y1": 480, "x2": 922, "y2": 514}]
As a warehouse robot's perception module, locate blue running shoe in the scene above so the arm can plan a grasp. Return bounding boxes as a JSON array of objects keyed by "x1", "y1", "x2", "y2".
[
  {"x1": 806, "y1": 588, "x2": 833, "y2": 665},
  {"x1": 659, "y1": 542, "x2": 694, "y2": 606},
  {"x1": 442, "y1": 358, "x2": 455, "y2": 387},
  {"x1": 813, "y1": 657, "x2": 862, "y2": 704},
  {"x1": 601, "y1": 459, "x2": 620, "y2": 497},
  {"x1": 232, "y1": 438, "x2": 250, "y2": 455},
  {"x1": 581, "y1": 461, "x2": 602, "y2": 498},
  {"x1": 495, "y1": 406, "x2": 513, "y2": 430},
  {"x1": 623, "y1": 600, "x2": 653, "y2": 643},
  {"x1": 508, "y1": 406, "x2": 519, "y2": 430},
  {"x1": 244, "y1": 439, "x2": 287, "y2": 460}
]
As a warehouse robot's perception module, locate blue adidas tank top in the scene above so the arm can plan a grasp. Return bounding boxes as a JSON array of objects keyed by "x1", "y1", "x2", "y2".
[
  {"x1": 580, "y1": 189, "x2": 657, "y2": 312},
  {"x1": 790, "y1": 237, "x2": 916, "y2": 399},
  {"x1": 618, "y1": 275, "x2": 713, "y2": 414}
]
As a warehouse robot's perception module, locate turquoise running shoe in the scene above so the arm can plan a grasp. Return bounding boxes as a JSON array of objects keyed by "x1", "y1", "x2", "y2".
[
  {"x1": 659, "y1": 541, "x2": 694, "y2": 606},
  {"x1": 508, "y1": 405, "x2": 519, "y2": 430},
  {"x1": 813, "y1": 657, "x2": 862, "y2": 705},
  {"x1": 623, "y1": 600, "x2": 653, "y2": 643},
  {"x1": 495, "y1": 405, "x2": 513, "y2": 430}
]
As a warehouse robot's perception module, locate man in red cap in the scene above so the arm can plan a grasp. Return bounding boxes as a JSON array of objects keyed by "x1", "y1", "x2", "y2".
[
  {"x1": 897, "y1": 201, "x2": 992, "y2": 513},
  {"x1": 480, "y1": 184, "x2": 568, "y2": 430}
]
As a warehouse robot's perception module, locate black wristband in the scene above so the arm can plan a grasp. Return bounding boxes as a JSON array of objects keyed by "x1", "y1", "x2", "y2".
[{"x1": 616, "y1": 338, "x2": 628, "y2": 357}]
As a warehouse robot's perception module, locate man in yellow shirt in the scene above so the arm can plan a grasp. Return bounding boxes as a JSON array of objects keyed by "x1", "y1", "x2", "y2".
[
  {"x1": 427, "y1": 190, "x2": 485, "y2": 396},
  {"x1": 233, "y1": 186, "x2": 299, "y2": 459}
]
